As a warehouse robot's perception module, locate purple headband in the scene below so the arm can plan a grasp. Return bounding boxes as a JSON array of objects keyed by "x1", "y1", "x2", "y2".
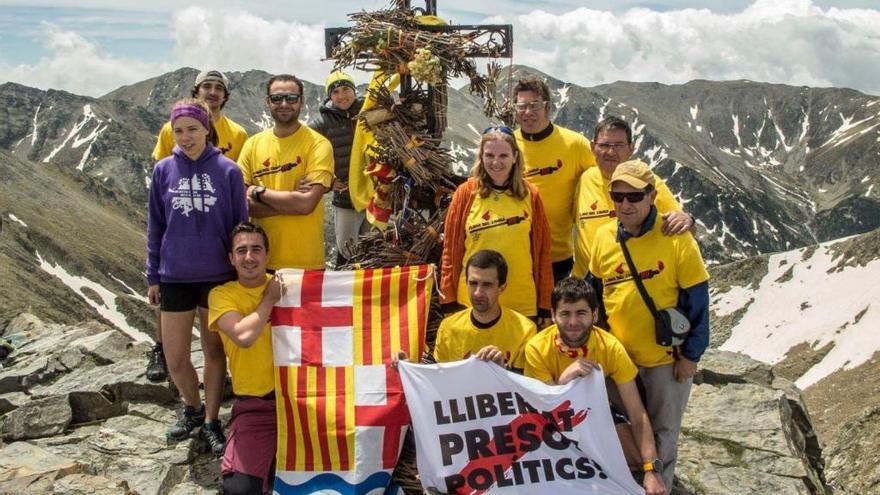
[{"x1": 170, "y1": 104, "x2": 211, "y2": 131}]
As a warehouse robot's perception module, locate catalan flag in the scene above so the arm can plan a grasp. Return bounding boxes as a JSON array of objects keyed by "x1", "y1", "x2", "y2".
[{"x1": 271, "y1": 266, "x2": 431, "y2": 494}]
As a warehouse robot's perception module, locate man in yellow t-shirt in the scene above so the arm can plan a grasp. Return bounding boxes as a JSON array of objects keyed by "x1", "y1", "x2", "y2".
[
  {"x1": 237, "y1": 74, "x2": 334, "y2": 271},
  {"x1": 524, "y1": 277, "x2": 666, "y2": 495},
  {"x1": 513, "y1": 75, "x2": 597, "y2": 283},
  {"x1": 208, "y1": 221, "x2": 282, "y2": 494},
  {"x1": 152, "y1": 70, "x2": 248, "y2": 161},
  {"x1": 587, "y1": 161, "x2": 710, "y2": 490},
  {"x1": 572, "y1": 117, "x2": 694, "y2": 278},
  {"x1": 434, "y1": 250, "x2": 537, "y2": 371},
  {"x1": 395, "y1": 250, "x2": 536, "y2": 372}
]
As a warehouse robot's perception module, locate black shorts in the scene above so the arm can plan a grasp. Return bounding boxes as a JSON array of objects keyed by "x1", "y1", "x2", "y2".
[
  {"x1": 610, "y1": 403, "x2": 629, "y2": 425},
  {"x1": 159, "y1": 281, "x2": 226, "y2": 312}
]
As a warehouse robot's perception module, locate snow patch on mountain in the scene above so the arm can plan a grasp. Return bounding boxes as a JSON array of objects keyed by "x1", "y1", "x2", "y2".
[
  {"x1": 252, "y1": 111, "x2": 273, "y2": 131},
  {"x1": 109, "y1": 274, "x2": 149, "y2": 304},
  {"x1": 43, "y1": 104, "x2": 106, "y2": 166},
  {"x1": 8, "y1": 214, "x2": 28, "y2": 228},
  {"x1": 821, "y1": 113, "x2": 875, "y2": 148},
  {"x1": 732, "y1": 114, "x2": 743, "y2": 148},
  {"x1": 556, "y1": 84, "x2": 570, "y2": 111},
  {"x1": 35, "y1": 250, "x2": 150, "y2": 343},
  {"x1": 718, "y1": 238, "x2": 880, "y2": 389},
  {"x1": 30, "y1": 103, "x2": 41, "y2": 146}
]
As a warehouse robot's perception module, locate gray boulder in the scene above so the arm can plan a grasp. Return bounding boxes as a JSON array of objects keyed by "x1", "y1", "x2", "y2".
[
  {"x1": 675, "y1": 350, "x2": 827, "y2": 494},
  {"x1": 0, "y1": 395, "x2": 72, "y2": 441}
]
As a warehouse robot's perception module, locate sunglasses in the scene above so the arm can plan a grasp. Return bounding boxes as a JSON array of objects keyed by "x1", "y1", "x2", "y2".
[
  {"x1": 268, "y1": 93, "x2": 301, "y2": 104},
  {"x1": 482, "y1": 126, "x2": 514, "y2": 136},
  {"x1": 610, "y1": 190, "x2": 649, "y2": 203}
]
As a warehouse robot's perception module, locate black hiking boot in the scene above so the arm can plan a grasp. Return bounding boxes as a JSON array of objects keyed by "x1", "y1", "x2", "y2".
[
  {"x1": 145, "y1": 343, "x2": 168, "y2": 383},
  {"x1": 200, "y1": 420, "x2": 227, "y2": 456},
  {"x1": 167, "y1": 404, "x2": 205, "y2": 441}
]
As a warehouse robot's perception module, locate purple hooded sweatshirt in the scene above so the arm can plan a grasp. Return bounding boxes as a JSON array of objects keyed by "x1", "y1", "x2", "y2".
[{"x1": 146, "y1": 144, "x2": 248, "y2": 286}]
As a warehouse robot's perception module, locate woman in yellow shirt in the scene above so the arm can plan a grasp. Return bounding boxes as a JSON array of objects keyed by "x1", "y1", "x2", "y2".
[{"x1": 440, "y1": 127, "x2": 553, "y2": 324}]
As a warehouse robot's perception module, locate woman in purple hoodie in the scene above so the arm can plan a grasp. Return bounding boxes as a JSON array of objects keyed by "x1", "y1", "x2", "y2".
[{"x1": 146, "y1": 98, "x2": 248, "y2": 455}]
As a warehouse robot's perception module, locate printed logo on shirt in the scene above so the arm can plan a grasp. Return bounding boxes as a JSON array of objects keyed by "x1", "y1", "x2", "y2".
[
  {"x1": 169, "y1": 173, "x2": 217, "y2": 217},
  {"x1": 467, "y1": 210, "x2": 530, "y2": 240},
  {"x1": 219, "y1": 142, "x2": 232, "y2": 155},
  {"x1": 253, "y1": 156, "x2": 302, "y2": 179},
  {"x1": 578, "y1": 200, "x2": 616, "y2": 222},
  {"x1": 524, "y1": 159, "x2": 563, "y2": 177},
  {"x1": 578, "y1": 201, "x2": 614, "y2": 221},
  {"x1": 604, "y1": 260, "x2": 665, "y2": 287}
]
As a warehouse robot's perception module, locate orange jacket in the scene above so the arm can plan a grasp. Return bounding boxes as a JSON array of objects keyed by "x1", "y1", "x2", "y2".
[{"x1": 440, "y1": 178, "x2": 553, "y2": 313}]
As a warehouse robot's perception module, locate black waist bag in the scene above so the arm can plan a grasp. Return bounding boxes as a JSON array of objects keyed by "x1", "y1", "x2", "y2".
[{"x1": 619, "y1": 238, "x2": 691, "y2": 348}]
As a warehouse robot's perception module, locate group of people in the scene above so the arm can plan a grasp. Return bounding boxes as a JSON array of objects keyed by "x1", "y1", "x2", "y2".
[
  {"x1": 425, "y1": 76, "x2": 709, "y2": 495},
  {"x1": 145, "y1": 69, "x2": 356, "y2": 493},
  {"x1": 144, "y1": 69, "x2": 710, "y2": 495}
]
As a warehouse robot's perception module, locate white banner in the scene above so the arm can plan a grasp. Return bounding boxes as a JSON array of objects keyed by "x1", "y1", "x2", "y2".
[{"x1": 398, "y1": 358, "x2": 644, "y2": 495}]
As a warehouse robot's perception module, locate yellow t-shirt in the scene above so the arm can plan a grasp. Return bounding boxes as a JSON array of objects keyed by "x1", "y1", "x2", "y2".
[
  {"x1": 433, "y1": 307, "x2": 537, "y2": 370},
  {"x1": 588, "y1": 218, "x2": 709, "y2": 368},
  {"x1": 457, "y1": 190, "x2": 537, "y2": 316},
  {"x1": 152, "y1": 114, "x2": 249, "y2": 161},
  {"x1": 572, "y1": 167, "x2": 682, "y2": 278},
  {"x1": 524, "y1": 324, "x2": 638, "y2": 385},
  {"x1": 237, "y1": 126, "x2": 334, "y2": 270},
  {"x1": 207, "y1": 275, "x2": 274, "y2": 397},
  {"x1": 516, "y1": 125, "x2": 596, "y2": 262}
]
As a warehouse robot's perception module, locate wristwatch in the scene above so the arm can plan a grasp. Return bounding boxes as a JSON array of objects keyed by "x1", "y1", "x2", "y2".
[
  {"x1": 643, "y1": 459, "x2": 663, "y2": 473},
  {"x1": 251, "y1": 186, "x2": 267, "y2": 203}
]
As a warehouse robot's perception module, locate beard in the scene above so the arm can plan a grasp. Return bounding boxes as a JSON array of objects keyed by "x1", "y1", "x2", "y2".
[
  {"x1": 559, "y1": 325, "x2": 591, "y2": 348},
  {"x1": 271, "y1": 105, "x2": 301, "y2": 125}
]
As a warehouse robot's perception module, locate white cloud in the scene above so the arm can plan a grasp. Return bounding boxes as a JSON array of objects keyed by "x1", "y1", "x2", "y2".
[
  {"x1": 2, "y1": 1, "x2": 879, "y2": 97},
  {"x1": 509, "y1": 0, "x2": 880, "y2": 94},
  {"x1": 170, "y1": 7, "x2": 336, "y2": 86},
  {"x1": 1, "y1": 22, "x2": 166, "y2": 96}
]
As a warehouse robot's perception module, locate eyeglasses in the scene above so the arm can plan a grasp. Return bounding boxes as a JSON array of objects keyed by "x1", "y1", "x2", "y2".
[
  {"x1": 594, "y1": 142, "x2": 630, "y2": 151},
  {"x1": 482, "y1": 126, "x2": 514, "y2": 136},
  {"x1": 610, "y1": 190, "x2": 649, "y2": 203},
  {"x1": 268, "y1": 93, "x2": 301, "y2": 104},
  {"x1": 513, "y1": 101, "x2": 546, "y2": 113}
]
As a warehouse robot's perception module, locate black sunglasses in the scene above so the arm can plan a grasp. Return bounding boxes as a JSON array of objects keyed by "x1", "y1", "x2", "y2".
[
  {"x1": 483, "y1": 126, "x2": 514, "y2": 136},
  {"x1": 268, "y1": 93, "x2": 301, "y2": 104},
  {"x1": 610, "y1": 190, "x2": 649, "y2": 203}
]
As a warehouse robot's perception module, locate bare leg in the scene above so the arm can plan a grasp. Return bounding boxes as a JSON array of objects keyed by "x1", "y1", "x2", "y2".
[
  {"x1": 616, "y1": 423, "x2": 643, "y2": 469},
  {"x1": 198, "y1": 307, "x2": 226, "y2": 422},
  {"x1": 154, "y1": 306, "x2": 163, "y2": 343},
  {"x1": 162, "y1": 310, "x2": 200, "y2": 407}
]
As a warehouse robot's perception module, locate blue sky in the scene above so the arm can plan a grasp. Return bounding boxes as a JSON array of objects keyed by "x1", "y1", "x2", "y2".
[{"x1": 1, "y1": 0, "x2": 878, "y2": 96}]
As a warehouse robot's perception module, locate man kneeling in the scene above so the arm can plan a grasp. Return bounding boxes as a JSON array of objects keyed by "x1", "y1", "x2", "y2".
[
  {"x1": 524, "y1": 278, "x2": 666, "y2": 495},
  {"x1": 208, "y1": 222, "x2": 283, "y2": 494}
]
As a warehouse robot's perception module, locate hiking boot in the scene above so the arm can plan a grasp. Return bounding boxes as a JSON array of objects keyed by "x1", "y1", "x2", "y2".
[
  {"x1": 145, "y1": 343, "x2": 168, "y2": 383},
  {"x1": 200, "y1": 420, "x2": 227, "y2": 456},
  {"x1": 167, "y1": 404, "x2": 205, "y2": 441}
]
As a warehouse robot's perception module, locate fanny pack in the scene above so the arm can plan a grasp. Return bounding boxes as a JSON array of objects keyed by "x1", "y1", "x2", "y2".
[{"x1": 619, "y1": 237, "x2": 691, "y2": 349}]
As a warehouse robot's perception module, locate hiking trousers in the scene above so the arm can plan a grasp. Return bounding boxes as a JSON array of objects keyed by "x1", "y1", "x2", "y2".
[{"x1": 639, "y1": 362, "x2": 692, "y2": 489}]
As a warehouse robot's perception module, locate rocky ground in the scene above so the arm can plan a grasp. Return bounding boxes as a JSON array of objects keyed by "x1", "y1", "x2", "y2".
[
  {"x1": 0, "y1": 313, "x2": 833, "y2": 494},
  {"x1": 0, "y1": 314, "x2": 223, "y2": 494}
]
